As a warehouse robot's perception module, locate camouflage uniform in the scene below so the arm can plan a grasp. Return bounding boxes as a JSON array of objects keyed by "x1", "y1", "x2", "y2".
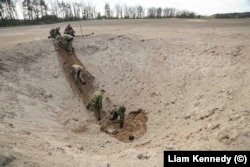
[
  {"x1": 86, "y1": 90, "x2": 105, "y2": 120},
  {"x1": 64, "y1": 24, "x2": 75, "y2": 36},
  {"x1": 71, "y1": 64, "x2": 86, "y2": 84},
  {"x1": 110, "y1": 105, "x2": 126, "y2": 128},
  {"x1": 60, "y1": 34, "x2": 74, "y2": 54},
  {"x1": 48, "y1": 27, "x2": 61, "y2": 38}
]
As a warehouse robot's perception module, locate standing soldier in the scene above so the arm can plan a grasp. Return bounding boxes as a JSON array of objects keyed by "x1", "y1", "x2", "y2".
[
  {"x1": 109, "y1": 105, "x2": 126, "y2": 128},
  {"x1": 86, "y1": 90, "x2": 105, "y2": 121},
  {"x1": 48, "y1": 27, "x2": 61, "y2": 38},
  {"x1": 64, "y1": 24, "x2": 75, "y2": 36},
  {"x1": 71, "y1": 64, "x2": 86, "y2": 84}
]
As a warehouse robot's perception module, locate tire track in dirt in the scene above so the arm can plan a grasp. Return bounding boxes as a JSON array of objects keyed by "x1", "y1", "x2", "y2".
[{"x1": 53, "y1": 38, "x2": 148, "y2": 142}]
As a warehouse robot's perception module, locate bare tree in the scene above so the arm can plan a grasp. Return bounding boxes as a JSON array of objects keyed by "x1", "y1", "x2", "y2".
[
  {"x1": 118, "y1": 3, "x2": 123, "y2": 18},
  {"x1": 82, "y1": 4, "x2": 96, "y2": 19},
  {"x1": 148, "y1": 7, "x2": 156, "y2": 18},
  {"x1": 163, "y1": 8, "x2": 170, "y2": 17},
  {"x1": 0, "y1": 1, "x2": 4, "y2": 22},
  {"x1": 91, "y1": 5, "x2": 96, "y2": 19},
  {"x1": 169, "y1": 8, "x2": 176, "y2": 17},
  {"x1": 80, "y1": 2, "x2": 85, "y2": 19},
  {"x1": 156, "y1": 7, "x2": 162, "y2": 18},
  {"x1": 49, "y1": 0, "x2": 59, "y2": 18},
  {"x1": 123, "y1": 4, "x2": 129, "y2": 18},
  {"x1": 39, "y1": 0, "x2": 48, "y2": 17},
  {"x1": 22, "y1": 0, "x2": 33, "y2": 20},
  {"x1": 128, "y1": 6, "x2": 136, "y2": 18},
  {"x1": 22, "y1": 0, "x2": 47, "y2": 20},
  {"x1": 58, "y1": 1, "x2": 72, "y2": 19},
  {"x1": 105, "y1": 3, "x2": 110, "y2": 18},
  {"x1": 1, "y1": 0, "x2": 17, "y2": 19},
  {"x1": 72, "y1": 1, "x2": 81, "y2": 19},
  {"x1": 176, "y1": 10, "x2": 195, "y2": 18},
  {"x1": 137, "y1": 5, "x2": 143, "y2": 18},
  {"x1": 32, "y1": 0, "x2": 40, "y2": 19},
  {"x1": 114, "y1": 3, "x2": 122, "y2": 18},
  {"x1": 163, "y1": 7, "x2": 176, "y2": 18}
]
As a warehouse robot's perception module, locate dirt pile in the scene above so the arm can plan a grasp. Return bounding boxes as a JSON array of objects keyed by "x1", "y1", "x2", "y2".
[{"x1": 101, "y1": 109, "x2": 148, "y2": 142}]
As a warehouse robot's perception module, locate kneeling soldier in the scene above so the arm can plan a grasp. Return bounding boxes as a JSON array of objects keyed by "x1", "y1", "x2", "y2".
[
  {"x1": 57, "y1": 34, "x2": 74, "y2": 55},
  {"x1": 109, "y1": 105, "x2": 126, "y2": 128},
  {"x1": 71, "y1": 64, "x2": 86, "y2": 84}
]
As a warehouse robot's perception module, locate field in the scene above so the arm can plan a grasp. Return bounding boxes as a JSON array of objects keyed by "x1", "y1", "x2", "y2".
[{"x1": 0, "y1": 18, "x2": 250, "y2": 166}]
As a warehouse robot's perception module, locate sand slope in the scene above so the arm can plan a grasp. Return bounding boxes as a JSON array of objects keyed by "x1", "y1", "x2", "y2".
[{"x1": 0, "y1": 19, "x2": 250, "y2": 166}]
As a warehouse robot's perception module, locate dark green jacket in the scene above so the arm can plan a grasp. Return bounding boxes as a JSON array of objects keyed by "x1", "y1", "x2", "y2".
[
  {"x1": 50, "y1": 28, "x2": 61, "y2": 38},
  {"x1": 64, "y1": 26, "x2": 75, "y2": 36},
  {"x1": 111, "y1": 105, "x2": 126, "y2": 121}
]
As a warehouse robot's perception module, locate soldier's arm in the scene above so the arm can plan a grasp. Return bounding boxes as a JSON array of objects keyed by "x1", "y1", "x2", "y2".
[
  {"x1": 64, "y1": 28, "x2": 68, "y2": 34},
  {"x1": 98, "y1": 96, "x2": 103, "y2": 109}
]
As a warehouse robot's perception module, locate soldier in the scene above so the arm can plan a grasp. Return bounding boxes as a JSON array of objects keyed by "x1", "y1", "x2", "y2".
[
  {"x1": 86, "y1": 90, "x2": 105, "y2": 121},
  {"x1": 48, "y1": 27, "x2": 61, "y2": 38},
  {"x1": 64, "y1": 24, "x2": 75, "y2": 36},
  {"x1": 71, "y1": 64, "x2": 86, "y2": 84},
  {"x1": 109, "y1": 105, "x2": 126, "y2": 128},
  {"x1": 57, "y1": 34, "x2": 74, "y2": 54}
]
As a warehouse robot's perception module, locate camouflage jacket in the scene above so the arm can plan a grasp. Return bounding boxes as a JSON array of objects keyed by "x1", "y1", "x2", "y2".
[
  {"x1": 64, "y1": 26, "x2": 75, "y2": 36},
  {"x1": 62, "y1": 34, "x2": 73, "y2": 41},
  {"x1": 111, "y1": 105, "x2": 126, "y2": 121},
  {"x1": 90, "y1": 91, "x2": 103, "y2": 108},
  {"x1": 50, "y1": 28, "x2": 61, "y2": 38}
]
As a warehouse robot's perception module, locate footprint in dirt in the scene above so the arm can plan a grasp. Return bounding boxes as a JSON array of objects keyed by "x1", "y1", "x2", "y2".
[{"x1": 100, "y1": 109, "x2": 148, "y2": 142}]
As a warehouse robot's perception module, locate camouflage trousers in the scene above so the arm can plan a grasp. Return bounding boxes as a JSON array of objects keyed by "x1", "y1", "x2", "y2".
[
  {"x1": 87, "y1": 102, "x2": 101, "y2": 121},
  {"x1": 67, "y1": 39, "x2": 73, "y2": 54},
  {"x1": 110, "y1": 112, "x2": 124, "y2": 128}
]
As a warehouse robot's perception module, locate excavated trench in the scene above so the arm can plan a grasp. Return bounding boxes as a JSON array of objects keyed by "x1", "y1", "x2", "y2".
[{"x1": 54, "y1": 38, "x2": 148, "y2": 142}]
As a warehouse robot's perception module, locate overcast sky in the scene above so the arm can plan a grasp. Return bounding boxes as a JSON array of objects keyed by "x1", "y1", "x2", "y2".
[{"x1": 88, "y1": 0, "x2": 250, "y2": 16}]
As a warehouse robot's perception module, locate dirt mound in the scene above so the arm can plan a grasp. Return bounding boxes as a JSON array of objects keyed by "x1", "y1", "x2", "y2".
[{"x1": 101, "y1": 109, "x2": 148, "y2": 142}]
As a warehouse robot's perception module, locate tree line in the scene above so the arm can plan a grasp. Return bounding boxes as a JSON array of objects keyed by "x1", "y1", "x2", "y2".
[
  {"x1": 1, "y1": 0, "x2": 202, "y2": 26},
  {"x1": 213, "y1": 12, "x2": 250, "y2": 19}
]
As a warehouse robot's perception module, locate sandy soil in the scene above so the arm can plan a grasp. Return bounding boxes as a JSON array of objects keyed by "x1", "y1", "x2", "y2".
[{"x1": 0, "y1": 18, "x2": 250, "y2": 166}]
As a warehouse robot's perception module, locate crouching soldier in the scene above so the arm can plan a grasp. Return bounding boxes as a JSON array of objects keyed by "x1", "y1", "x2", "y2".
[
  {"x1": 71, "y1": 64, "x2": 86, "y2": 85},
  {"x1": 48, "y1": 27, "x2": 61, "y2": 38},
  {"x1": 64, "y1": 24, "x2": 75, "y2": 36},
  {"x1": 57, "y1": 34, "x2": 74, "y2": 55},
  {"x1": 86, "y1": 90, "x2": 105, "y2": 121},
  {"x1": 109, "y1": 105, "x2": 126, "y2": 128}
]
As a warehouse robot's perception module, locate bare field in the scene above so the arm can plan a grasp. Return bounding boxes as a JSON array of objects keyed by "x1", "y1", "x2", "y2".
[
  {"x1": 1, "y1": 19, "x2": 250, "y2": 49},
  {"x1": 0, "y1": 19, "x2": 250, "y2": 166}
]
